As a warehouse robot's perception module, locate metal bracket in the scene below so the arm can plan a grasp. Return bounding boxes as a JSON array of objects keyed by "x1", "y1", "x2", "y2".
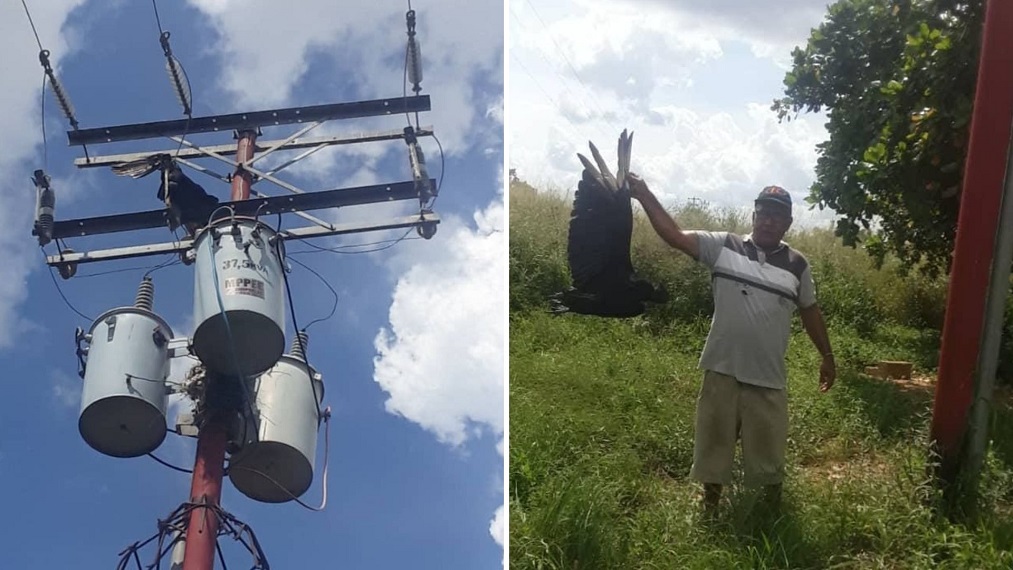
[
  {"x1": 74, "y1": 327, "x2": 89, "y2": 379},
  {"x1": 167, "y1": 336, "x2": 191, "y2": 359},
  {"x1": 105, "y1": 315, "x2": 118, "y2": 342}
]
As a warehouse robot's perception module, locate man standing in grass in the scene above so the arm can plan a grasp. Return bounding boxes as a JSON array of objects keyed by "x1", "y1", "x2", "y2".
[{"x1": 626, "y1": 174, "x2": 836, "y2": 514}]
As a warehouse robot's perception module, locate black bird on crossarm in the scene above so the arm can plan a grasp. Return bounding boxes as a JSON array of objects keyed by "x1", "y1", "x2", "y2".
[
  {"x1": 549, "y1": 130, "x2": 667, "y2": 318},
  {"x1": 112, "y1": 154, "x2": 220, "y2": 237}
]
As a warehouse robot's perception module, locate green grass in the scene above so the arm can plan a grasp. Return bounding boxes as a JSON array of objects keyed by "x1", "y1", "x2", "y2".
[
  {"x1": 509, "y1": 183, "x2": 1013, "y2": 569},
  {"x1": 510, "y1": 313, "x2": 1013, "y2": 569}
]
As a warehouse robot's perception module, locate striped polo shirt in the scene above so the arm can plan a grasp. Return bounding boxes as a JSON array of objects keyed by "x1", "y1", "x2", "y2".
[{"x1": 689, "y1": 231, "x2": 817, "y2": 390}]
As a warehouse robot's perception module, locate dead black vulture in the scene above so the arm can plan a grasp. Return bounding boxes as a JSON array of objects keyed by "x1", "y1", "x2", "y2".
[
  {"x1": 549, "y1": 130, "x2": 667, "y2": 317},
  {"x1": 112, "y1": 154, "x2": 220, "y2": 236}
]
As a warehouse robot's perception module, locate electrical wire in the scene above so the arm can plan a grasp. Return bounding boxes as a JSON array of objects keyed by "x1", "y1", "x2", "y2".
[
  {"x1": 20, "y1": 0, "x2": 43, "y2": 51},
  {"x1": 204, "y1": 208, "x2": 258, "y2": 442},
  {"x1": 286, "y1": 256, "x2": 338, "y2": 331},
  {"x1": 70, "y1": 255, "x2": 181, "y2": 280},
  {"x1": 286, "y1": 233, "x2": 421, "y2": 256},
  {"x1": 519, "y1": 0, "x2": 622, "y2": 136},
  {"x1": 41, "y1": 247, "x2": 91, "y2": 321},
  {"x1": 274, "y1": 214, "x2": 321, "y2": 420},
  {"x1": 40, "y1": 72, "x2": 47, "y2": 169},
  {"x1": 151, "y1": 0, "x2": 194, "y2": 154},
  {"x1": 147, "y1": 452, "x2": 193, "y2": 474},
  {"x1": 151, "y1": 0, "x2": 164, "y2": 34},
  {"x1": 428, "y1": 131, "x2": 446, "y2": 208}
]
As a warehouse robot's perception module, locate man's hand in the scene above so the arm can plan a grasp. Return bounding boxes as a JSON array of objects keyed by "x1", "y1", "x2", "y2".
[
  {"x1": 626, "y1": 172, "x2": 650, "y2": 201},
  {"x1": 819, "y1": 355, "x2": 836, "y2": 392}
]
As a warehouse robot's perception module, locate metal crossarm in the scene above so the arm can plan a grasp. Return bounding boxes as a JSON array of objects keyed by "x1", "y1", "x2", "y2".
[
  {"x1": 67, "y1": 95, "x2": 431, "y2": 146},
  {"x1": 73, "y1": 127, "x2": 434, "y2": 168},
  {"x1": 45, "y1": 213, "x2": 440, "y2": 266},
  {"x1": 50, "y1": 180, "x2": 434, "y2": 239}
]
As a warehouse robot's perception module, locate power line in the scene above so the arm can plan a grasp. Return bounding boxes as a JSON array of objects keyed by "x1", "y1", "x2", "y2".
[
  {"x1": 44, "y1": 264, "x2": 92, "y2": 322},
  {"x1": 20, "y1": 0, "x2": 43, "y2": 51},
  {"x1": 287, "y1": 257, "x2": 339, "y2": 331},
  {"x1": 287, "y1": 235, "x2": 423, "y2": 256},
  {"x1": 519, "y1": 0, "x2": 621, "y2": 134},
  {"x1": 150, "y1": 0, "x2": 165, "y2": 35}
]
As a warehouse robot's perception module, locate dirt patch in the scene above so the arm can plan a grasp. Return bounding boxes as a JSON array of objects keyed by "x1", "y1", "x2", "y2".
[{"x1": 798, "y1": 445, "x2": 896, "y2": 486}]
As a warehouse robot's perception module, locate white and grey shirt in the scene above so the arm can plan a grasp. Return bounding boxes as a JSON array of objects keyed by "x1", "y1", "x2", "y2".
[{"x1": 690, "y1": 231, "x2": 817, "y2": 390}]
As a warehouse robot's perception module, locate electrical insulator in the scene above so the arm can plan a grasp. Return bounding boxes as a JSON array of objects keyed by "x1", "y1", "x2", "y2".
[
  {"x1": 160, "y1": 32, "x2": 192, "y2": 116},
  {"x1": 405, "y1": 9, "x2": 423, "y2": 93},
  {"x1": 39, "y1": 50, "x2": 79, "y2": 130},
  {"x1": 32, "y1": 169, "x2": 55, "y2": 246},
  {"x1": 403, "y1": 127, "x2": 433, "y2": 201},
  {"x1": 165, "y1": 56, "x2": 192, "y2": 116},
  {"x1": 407, "y1": 37, "x2": 423, "y2": 92}
]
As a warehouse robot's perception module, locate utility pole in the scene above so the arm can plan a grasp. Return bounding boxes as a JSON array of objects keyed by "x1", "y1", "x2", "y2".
[
  {"x1": 181, "y1": 130, "x2": 258, "y2": 570},
  {"x1": 27, "y1": 7, "x2": 440, "y2": 566},
  {"x1": 928, "y1": 0, "x2": 1013, "y2": 514}
]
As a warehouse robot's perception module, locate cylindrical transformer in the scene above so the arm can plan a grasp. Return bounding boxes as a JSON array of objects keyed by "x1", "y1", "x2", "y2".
[
  {"x1": 192, "y1": 217, "x2": 285, "y2": 377},
  {"x1": 228, "y1": 354, "x2": 324, "y2": 503},
  {"x1": 78, "y1": 307, "x2": 173, "y2": 458}
]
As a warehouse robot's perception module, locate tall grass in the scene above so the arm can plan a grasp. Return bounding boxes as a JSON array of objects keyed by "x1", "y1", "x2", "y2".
[{"x1": 510, "y1": 182, "x2": 1013, "y2": 569}]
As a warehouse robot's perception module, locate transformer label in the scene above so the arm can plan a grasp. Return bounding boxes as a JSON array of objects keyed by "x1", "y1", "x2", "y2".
[{"x1": 223, "y1": 277, "x2": 265, "y2": 299}]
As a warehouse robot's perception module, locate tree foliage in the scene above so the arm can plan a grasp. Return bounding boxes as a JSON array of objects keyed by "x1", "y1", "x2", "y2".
[{"x1": 774, "y1": 0, "x2": 984, "y2": 276}]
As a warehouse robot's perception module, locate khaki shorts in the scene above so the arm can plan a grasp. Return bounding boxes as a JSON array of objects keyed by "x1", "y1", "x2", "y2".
[{"x1": 689, "y1": 370, "x2": 788, "y2": 486}]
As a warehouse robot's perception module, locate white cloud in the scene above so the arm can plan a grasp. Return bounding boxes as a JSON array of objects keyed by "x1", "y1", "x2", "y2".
[
  {"x1": 490, "y1": 504, "x2": 505, "y2": 564},
  {"x1": 510, "y1": 0, "x2": 835, "y2": 227},
  {"x1": 373, "y1": 198, "x2": 504, "y2": 445},
  {"x1": 0, "y1": 0, "x2": 89, "y2": 346},
  {"x1": 51, "y1": 369, "x2": 81, "y2": 409},
  {"x1": 186, "y1": 0, "x2": 502, "y2": 155}
]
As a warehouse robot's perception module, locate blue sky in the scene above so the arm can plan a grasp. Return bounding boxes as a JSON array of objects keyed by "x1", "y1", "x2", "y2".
[
  {"x1": 509, "y1": 0, "x2": 834, "y2": 227},
  {"x1": 0, "y1": 1, "x2": 504, "y2": 568}
]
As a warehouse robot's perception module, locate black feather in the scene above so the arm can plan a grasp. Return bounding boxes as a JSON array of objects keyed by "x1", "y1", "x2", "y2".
[
  {"x1": 550, "y1": 131, "x2": 666, "y2": 318},
  {"x1": 111, "y1": 155, "x2": 219, "y2": 235}
]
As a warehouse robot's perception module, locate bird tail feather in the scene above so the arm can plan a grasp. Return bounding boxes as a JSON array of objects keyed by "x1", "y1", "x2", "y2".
[{"x1": 111, "y1": 154, "x2": 171, "y2": 179}]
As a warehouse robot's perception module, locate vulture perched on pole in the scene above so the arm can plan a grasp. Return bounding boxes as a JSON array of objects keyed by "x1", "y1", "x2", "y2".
[
  {"x1": 549, "y1": 129, "x2": 667, "y2": 317},
  {"x1": 112, "y1": 154, "x2": 220, "y2": 236}
]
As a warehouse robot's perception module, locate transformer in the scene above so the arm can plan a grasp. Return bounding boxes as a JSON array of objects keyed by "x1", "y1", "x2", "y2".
[
  {"x1": 229, "y1": 333, "x2": 324, "y2": 503},
  {"x1": 77, "y1": 278, "x2": 172, "y2": 458},
  {"x1": 191, "y1": 217, "x2": 285, "y2": 377}
]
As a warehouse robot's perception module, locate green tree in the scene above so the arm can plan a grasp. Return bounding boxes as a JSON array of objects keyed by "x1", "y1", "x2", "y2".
[{"x1": 773, "y1": 0, "x2": 983, "y2": 276}]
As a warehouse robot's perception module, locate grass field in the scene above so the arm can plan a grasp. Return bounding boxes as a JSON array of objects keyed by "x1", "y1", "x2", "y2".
[{"x1": 509, "y1": 181, "x2": 1013, "y2": 569}]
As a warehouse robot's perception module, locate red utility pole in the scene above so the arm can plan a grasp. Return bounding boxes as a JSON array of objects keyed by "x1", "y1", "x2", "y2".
[
  {"x1": 929, "y1": 0, "x2": 1013, "y2": 490},
  {"x1": 182, "y1": 128, "x2": 259, "y2": 569}
]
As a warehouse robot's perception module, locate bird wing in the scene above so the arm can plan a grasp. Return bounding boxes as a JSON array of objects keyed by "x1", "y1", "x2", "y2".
[
  {"x1": 567, "y1": 158, "x2": 634, "y2": 291},
  {"x1": 111, "y1": 154, "x2": 171, "y2": 179}
]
